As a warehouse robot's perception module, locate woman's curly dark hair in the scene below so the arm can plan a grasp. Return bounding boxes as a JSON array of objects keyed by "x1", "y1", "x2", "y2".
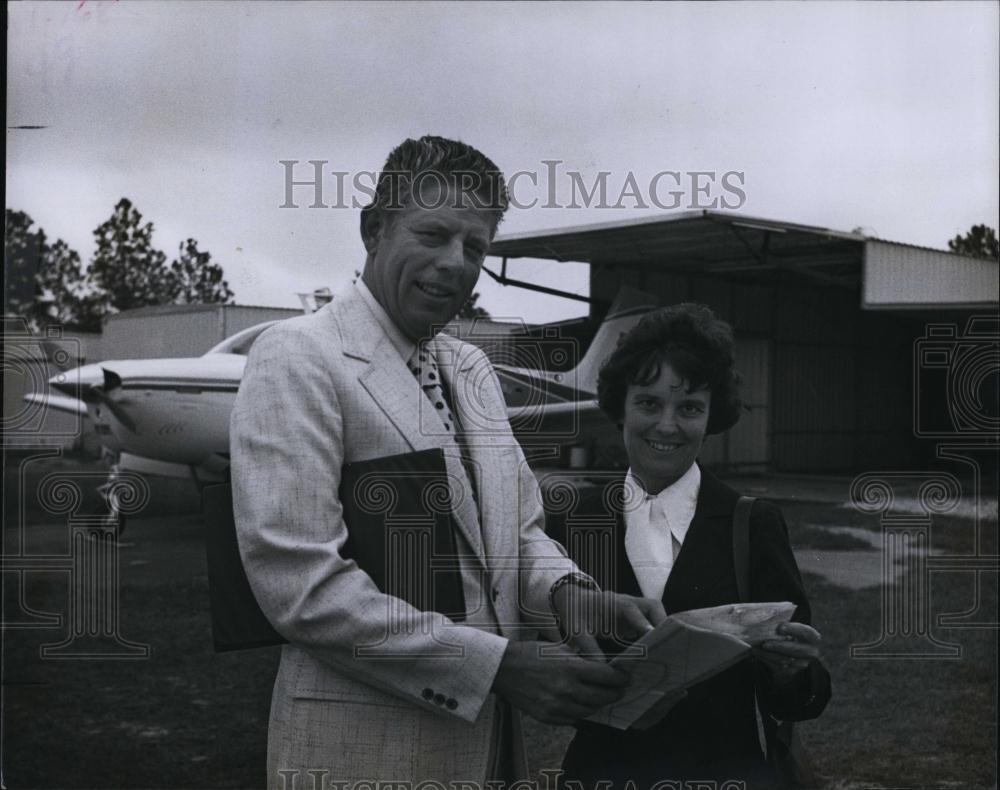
[{"x1": 596, "y1": 302, "x2": 742, "y2": 435}]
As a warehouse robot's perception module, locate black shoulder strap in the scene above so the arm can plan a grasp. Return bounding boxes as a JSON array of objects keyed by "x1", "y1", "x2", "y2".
[
  {"x1": 736, "y1": 494, "x2": 819, "y2": 788},
  {"x1": 733, "y1": 495, "x2": 755, "y2": 603}
]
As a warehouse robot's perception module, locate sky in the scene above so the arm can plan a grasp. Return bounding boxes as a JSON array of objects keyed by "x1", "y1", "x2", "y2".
[{"x1": 7, "y1": 1, "x2": 999, "y2": 323}]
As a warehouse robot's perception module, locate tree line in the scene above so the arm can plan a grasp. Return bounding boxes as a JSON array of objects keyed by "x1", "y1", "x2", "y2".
[
  {"x1": 4, "y1": 203, "x2": 995, "y2": 335},
  {"x1": 947, "y1": 224, "x2": 998, "y2": 260},
  {"x1": 5, "y1": 198, "x2": 233, "y2": 332}
]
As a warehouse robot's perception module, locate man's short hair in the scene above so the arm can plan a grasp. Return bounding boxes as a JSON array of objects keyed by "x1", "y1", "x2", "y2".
[
  {"x1": 360, "y1": 135, "x2": 509, "y2": 242},
  {"x1": 596, "y1": 302, "x2": 743, "y2": 435}
]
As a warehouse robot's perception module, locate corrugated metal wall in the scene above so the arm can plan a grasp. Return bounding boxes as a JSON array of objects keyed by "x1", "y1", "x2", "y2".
[
  {"x1": 591, "y1": 264, "x2": 777, "y2": 470},
  {"x1": 771, "y1": 342, "x2": 855, "y2": 469},
  {"x1": 103, "y1": 307, "x2": 221, "y2": 359},
  {"x1": 220, "y1": 305, "x2": 301, "y2": 341},
  {"x1": 699, "y1": 337, "x2": 770, "y2": 470},
  {"x1": 590, "y1": 264, "x2": 932, "y2": 472},
  {"x1": 768, "y1": 284, "x2": 858, "y2": 471},
  {"x1": 770, "y1": 285, "x2": 924, "y2": 471},
  {"x1": 731, "y1": 337, "x2": 771, "y2": 467},
  {"x1": 865, "y1": 241, "x2": 1000, "y2": 308},
  {"x1": 101, "y1": 304, "x2": 298, "y2": 360},
  {"x1": 446, "y1": 319, "x2": 521, "y2": 368},
  {"x1": 853, "y1": 311, "x2": 922, "y2": 467}
]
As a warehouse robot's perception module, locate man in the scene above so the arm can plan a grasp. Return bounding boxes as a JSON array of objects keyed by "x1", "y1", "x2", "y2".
[{"x1": 231, "y1": 136, "x2": 664, "y2": 786}]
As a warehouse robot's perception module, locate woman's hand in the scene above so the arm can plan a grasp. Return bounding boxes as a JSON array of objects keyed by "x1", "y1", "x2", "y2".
[{"x1": 755, "y1": 622, "x2": 823, "y2": 675}]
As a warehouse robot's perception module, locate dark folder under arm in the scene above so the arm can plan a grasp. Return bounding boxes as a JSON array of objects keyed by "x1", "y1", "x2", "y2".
[
  {"x1": 202, "y1": 480, "x2": 285, "y2": 651},
  {"x1": 203, "y1": 447, "x2": 465, "y2": 652}
]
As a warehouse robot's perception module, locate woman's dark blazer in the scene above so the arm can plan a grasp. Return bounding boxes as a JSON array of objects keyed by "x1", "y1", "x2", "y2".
[{"x1": 546, "y1": 465, "x2": 831, "y2": 789}]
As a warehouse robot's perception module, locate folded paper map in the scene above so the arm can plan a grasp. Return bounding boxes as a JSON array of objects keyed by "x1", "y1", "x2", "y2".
[{"x1": 585, "y1": 601, "x2": 797, "y2": 730}]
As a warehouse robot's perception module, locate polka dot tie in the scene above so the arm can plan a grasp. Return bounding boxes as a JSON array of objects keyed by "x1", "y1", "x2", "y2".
[
  {"x1": 407, "y1": 343, "x2": 481, "y2": 513},
  {"x1": 407, "y1": 344, "x2": 455, "y2": 434}
]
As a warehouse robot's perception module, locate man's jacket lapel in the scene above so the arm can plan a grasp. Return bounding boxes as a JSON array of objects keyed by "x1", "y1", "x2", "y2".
[
  {"x1": 430, "y1": 334, "x2": 491, "y2": 559},
  {"x1": 338, "y1": 292, "x2": 485, "y2": 558}
]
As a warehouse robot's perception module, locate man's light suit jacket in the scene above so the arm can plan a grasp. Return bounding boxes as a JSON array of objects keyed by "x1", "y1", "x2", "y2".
[{"x1": 230, "y1": 286, "x2": 577, "y2": 783}]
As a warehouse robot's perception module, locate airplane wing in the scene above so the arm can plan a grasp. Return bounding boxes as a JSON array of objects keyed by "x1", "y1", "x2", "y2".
[
  {"x1": 507, "y1": 399, "x2": 594, "y2": 419},
  {"x1": 22, "y1": 392, "x2": 88, "y2": 417}
]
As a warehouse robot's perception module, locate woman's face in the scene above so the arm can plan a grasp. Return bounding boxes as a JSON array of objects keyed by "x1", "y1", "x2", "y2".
[{"x1": 622, "y1": 359, "x2": 711, "y2": 495}]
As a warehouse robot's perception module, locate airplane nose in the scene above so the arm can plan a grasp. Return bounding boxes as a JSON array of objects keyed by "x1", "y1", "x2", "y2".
[
  {"x1": 48, "y1": 363, "x2": 110, "y2": 399},
  {"x1": 48, "y1": 363, "x2": 136, "y2": 432}
]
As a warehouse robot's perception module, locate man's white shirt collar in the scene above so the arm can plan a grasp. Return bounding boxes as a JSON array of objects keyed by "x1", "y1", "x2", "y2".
[{"x1": 354, "y1": 279, "x2": 416, "y2": 363}]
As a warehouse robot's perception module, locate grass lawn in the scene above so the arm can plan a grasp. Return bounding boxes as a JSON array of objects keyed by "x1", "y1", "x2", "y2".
[
  {"x1": 521, "y1": 569, "x2": 998, "y2": 790},
  {"x1": 3, "y1": 458, "x2": 996, "y2": 788}
]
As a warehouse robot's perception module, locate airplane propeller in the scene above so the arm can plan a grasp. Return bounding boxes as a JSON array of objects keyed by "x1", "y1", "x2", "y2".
[{"x1": 76, "y1": 368, "x2": 138, "y2": 433}]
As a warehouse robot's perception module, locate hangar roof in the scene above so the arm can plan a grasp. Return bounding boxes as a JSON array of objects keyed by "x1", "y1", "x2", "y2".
[{"x1": 487, "y1": 210, "x2": 998, "y2": 309}]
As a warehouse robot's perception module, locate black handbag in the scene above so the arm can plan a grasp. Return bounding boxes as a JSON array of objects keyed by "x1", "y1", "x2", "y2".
[{"x1": 733, "y1": 496, "x2": 823, "y2": 790}]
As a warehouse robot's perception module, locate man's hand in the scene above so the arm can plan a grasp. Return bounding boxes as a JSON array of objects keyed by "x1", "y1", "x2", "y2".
[
  {"x1": 491, "y1": 640, "x2": 633, "y2": 725},
  {"x1": 552, "y1": 586, "x2": 667, "y2": 657}
]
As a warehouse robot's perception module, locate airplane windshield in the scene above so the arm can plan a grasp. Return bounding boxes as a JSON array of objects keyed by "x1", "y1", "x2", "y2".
[{"x1": 206, "y1": 321, "x2": 281, "y2": 356}]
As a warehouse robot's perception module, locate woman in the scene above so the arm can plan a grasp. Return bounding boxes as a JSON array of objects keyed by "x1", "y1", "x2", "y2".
[{"x1": 550, "y1": 303, "x2": 831, "y2": 789}]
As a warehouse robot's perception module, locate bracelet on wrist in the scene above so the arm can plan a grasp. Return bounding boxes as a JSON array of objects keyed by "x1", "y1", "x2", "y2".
[{"x1": 548, "y1": 572, "x2": 599, "y2": 613}]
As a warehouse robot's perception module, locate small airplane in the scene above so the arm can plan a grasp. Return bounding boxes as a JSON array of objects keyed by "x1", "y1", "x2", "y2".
[{"x1": 26, "y1": 288, "x2": 658, "y2": 516}]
